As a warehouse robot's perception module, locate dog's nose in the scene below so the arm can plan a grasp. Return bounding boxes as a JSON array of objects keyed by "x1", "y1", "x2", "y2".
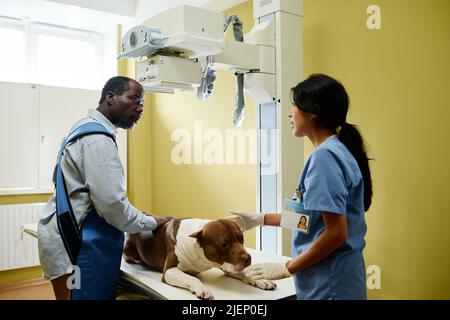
[{"x1": 243, "y1": 254, "x2": 251, "y2": 267}]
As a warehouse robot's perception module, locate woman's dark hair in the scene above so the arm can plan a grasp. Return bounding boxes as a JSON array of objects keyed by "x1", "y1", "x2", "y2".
[
  {"x1": 291, "y1": 74, "x2": 373, "y2": 211},
  {"x1": 99, "y1": 76, "x2": 131, "y2": 104}
]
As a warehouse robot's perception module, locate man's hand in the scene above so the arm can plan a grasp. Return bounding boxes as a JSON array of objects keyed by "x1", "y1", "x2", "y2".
[
  {"x1": 227, "y1": 210, "x2": 265, "y2": 231},
  {"x1": 243, "y1": 262, "x2": 291, "y2": 280},
  {"x1": 145, "y1": 212, "x2": 173, "y2": 231}
]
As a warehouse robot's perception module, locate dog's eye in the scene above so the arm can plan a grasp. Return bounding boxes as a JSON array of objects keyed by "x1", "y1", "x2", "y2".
[{"x1": 221, "y1": 241, "x2": 228, "y2": 248}]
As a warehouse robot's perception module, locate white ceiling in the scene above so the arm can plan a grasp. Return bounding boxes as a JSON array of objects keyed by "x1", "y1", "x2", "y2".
[
  {"x1": 45, "y1": 0, "x2": 138, "y2": 17},
  {"x1": 134, "y1": 0, "x2": 211, "y2": 24},
  {"x1": 134, "y1": 0, "x2": 247, "y2": 24},
  {"x1": 0, "y1": 0, "x2": 245, "y2": 33},
  {"x1": 0, "y1": 0, "x2": 246, "y2": 33},
  {"x1": 45, "y1": 0, "x2": 247, "y2": 19},
  {"x1": 0, "y1": 0, "x2": 134, "y2": 33}
]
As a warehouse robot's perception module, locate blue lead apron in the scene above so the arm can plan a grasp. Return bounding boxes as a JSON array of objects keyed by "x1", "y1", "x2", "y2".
[{"x1": 55, "y1": 121, "x2": 124, "y2": 300}]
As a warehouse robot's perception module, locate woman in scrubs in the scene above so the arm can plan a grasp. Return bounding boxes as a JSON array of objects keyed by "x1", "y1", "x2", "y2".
[{"x1": 231, "y1": 74, "x2": 373, "y2": 300}]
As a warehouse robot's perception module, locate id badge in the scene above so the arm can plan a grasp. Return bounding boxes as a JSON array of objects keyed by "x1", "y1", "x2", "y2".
[{"x1": 281, "y1": 199, "x2": 311, "y2": 234}]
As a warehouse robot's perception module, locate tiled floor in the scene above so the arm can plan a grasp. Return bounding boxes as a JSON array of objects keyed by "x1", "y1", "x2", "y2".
[{"x1": 0, "y1": 279, "x2": 55, "y2": 300}]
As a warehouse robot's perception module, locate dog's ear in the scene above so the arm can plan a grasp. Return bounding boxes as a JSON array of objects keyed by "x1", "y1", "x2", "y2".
[{"x1": 189, "y1": 230, "x2": 203, "y2": 240}]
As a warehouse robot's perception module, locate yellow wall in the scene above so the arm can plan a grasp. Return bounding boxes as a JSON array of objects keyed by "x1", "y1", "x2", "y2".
[
  {"x1": 0, "y1": 194, "x2": 50, "y2": 206},
  {"x1": 136, "y1": 0, "x2": 450, "y2": 299},
  {"x1": 0, "y1": 267, "x2": 42, "y2": 285},
  {"x1": 303, "y1": 0, "x2": 450, "y2": 299},
  {"x1": 148, "y1": 1, "x2": 257, "y2": 248},
  {"x1": 118, "y1": 25, "x2": 153, "y2": 213},
  {"x1": 127, "y1": 102, "x2": 152, "y2": 212}
]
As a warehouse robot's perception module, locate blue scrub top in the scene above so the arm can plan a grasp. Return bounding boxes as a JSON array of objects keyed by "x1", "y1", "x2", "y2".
[{"x1": 291, "y1": 135, "x2": 367, "y2": 300}]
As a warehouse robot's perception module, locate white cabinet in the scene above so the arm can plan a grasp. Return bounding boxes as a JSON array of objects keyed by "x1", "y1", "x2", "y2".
[
  {"x1": 0, "y1": 81, "x2": 127, "y2": 195},
  {"x1": 0, "y1": 82, "x2": 40, "y2": 193}
]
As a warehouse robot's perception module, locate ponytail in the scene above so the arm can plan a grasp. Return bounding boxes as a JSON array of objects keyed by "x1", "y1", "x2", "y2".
[{"x1": 338, "y1": 123, "x2": 373, "y2": 211}]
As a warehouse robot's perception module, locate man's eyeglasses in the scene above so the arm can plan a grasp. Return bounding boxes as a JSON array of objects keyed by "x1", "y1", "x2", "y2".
[{"x1": 128, "y1": 95, "x2": 144, "y2": 106}]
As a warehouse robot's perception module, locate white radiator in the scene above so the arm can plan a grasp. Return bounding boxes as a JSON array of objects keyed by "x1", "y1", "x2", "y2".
[{"x1": 0, "y1": 202, "x2": 45, "y2": 271}]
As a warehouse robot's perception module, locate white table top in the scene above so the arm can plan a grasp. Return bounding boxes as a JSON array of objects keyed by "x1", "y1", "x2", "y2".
[
  {"x1": 120, "y1": 248, "x2": 296, "y2": 300},
  {"x1": 22, "y1": 223, "x2": 296, "y2": 300}
]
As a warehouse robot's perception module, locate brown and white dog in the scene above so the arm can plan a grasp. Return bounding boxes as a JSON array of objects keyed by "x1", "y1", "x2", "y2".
[{"x1": 123, "y1": 217, "x2": 276, "y2": 300}]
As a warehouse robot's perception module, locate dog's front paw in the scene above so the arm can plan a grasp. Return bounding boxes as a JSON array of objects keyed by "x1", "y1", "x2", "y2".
[
  {"x1": 251, "y1": 279, "x2": 277, "y2": 290},
  {"x1": 191, "y1": 285, "x2": 215, "y2": 300}
]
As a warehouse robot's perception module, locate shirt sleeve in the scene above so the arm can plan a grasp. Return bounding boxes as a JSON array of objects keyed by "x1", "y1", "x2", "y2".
[
  {"x1": 303, "y1": 149, "x2": 348, "y2": 215},
  {"x1": 82, "y1": 136, "x2": 157, "y2": 233}
]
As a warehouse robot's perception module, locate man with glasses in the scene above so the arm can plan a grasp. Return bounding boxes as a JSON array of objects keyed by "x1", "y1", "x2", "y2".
[{"x1": 38, "y1": 76, "x2": 169, "y2": 300}]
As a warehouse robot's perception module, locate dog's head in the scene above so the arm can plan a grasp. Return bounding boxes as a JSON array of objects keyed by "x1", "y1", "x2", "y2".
[{"x1": 189, "y1": 219, "x2": 251, "y2": 273}]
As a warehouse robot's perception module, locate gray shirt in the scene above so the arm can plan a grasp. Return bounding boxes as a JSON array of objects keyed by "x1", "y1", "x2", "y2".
[{"x1": 38, "y1": 108, "x2": 156, "y2": 280}]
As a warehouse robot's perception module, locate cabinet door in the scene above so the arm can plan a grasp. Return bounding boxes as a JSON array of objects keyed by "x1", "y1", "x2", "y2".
[{"x1": 0, "y1": 82, "x2": 39, "y2": 193}]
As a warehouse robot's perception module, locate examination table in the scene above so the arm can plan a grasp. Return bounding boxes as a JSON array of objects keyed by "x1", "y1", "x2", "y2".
[{"x1": 22, "y1": 223, "x2": 296, "y2": 300}]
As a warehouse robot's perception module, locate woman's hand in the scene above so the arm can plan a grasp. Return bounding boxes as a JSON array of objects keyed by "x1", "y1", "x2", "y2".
[
  {"x1": 227, "y1": 210, "x2": 265, "y2": 231},
  {"x1": 243, "y1": 262, "x2": 292, "y2": 280}
]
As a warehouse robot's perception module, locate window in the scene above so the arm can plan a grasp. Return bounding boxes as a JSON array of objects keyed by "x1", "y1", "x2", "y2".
[
  {"x1": 0, "y1": 17, "x2": 102, "y2": 90},
  {"x1": 34, "y1": 25, "x2": 101, "y2": 89}
]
